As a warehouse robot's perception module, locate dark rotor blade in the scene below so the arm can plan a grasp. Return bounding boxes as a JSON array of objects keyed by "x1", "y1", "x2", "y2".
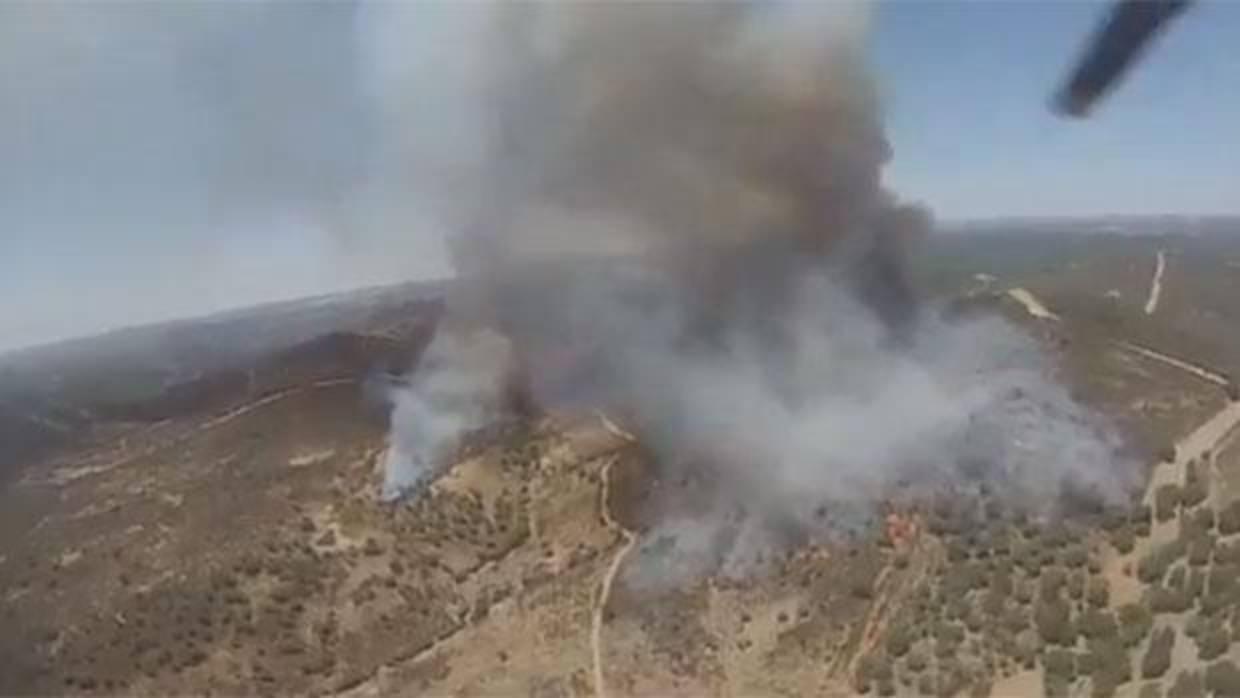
[{"x1": 1054, "y1": 0, "x2": 1192, "y2": 118}]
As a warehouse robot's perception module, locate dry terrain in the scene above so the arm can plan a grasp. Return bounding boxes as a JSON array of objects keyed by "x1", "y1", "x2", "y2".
[{"x1": 5, "y1": 227, "x2": 1240, "y2": 696}]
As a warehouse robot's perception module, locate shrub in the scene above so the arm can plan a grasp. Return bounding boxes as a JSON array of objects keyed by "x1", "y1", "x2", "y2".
[
  {"x1": 1158, "y1": 445, "x2": 1177, "y2": 464},
  {"x1": 1154, "y1": 485, "x2": 1181, "y2": 522},
  {"x1": 1131, "y1": 504, "x2": 1153, "y2": 528},
  {"x1": 1182, "y1": 480, "x2": 1208, "y2": 510},
  {"x1": 1088, "y1": 577, "x2": 1111, "y2": 608},
  {"x1": 1219, "y1": 501, "x2": 1240, "y2": 536},
  {"x1": 1068, "y1": 572, "x2": 1086, "y2": 601},
  {"x1": 1150, "y1": 586, "x2": 1190, "y2": 615},
  {"x1": 1168, "y1": 565, "x2": 1187, "y2": 592},
  {"x1": 1139, "y1": 552, "x2": 1171, "y2": 585},
  {"x1": 1088, "y1": 636, "x2": 1131, "y2": 686},
  {"x1": 1167, "y1": 670, "x2": 1202, "y2": 698},
  {"x1": 1044, "y1": 648, "x2": 1076, "y2": 679},
  {"x1": 1205, "y1": 660, "x2": 1240, "y2": 697},
  {"x1": 1142, "y1": 627, "x2": 1174, "y2": 679},
  {"x1": 886, "y1": 624, "x2": 914, "y2": 658},
  {"x1": 1037, "y1": 599, "x2": 1074, "y2": 646},
  {"x1": 1138, "y1": 682, "x2": 1163, "y2": 698},
  {"x1": 1079, "y1": 609, "x2": 1119, "y2": 642},
  {"x1": 1041, "y1": 567, "x2": 1067, "y2": 601},
  {"x1": 1119, "y1": 603, "x2": 1153, "y2": 648},
  {"x1": 1063, "y1": 546, "x2": 1089, "y2": 569},
  {"x1": 1196, "y1": 623, "x2": 1230, "y2": 662},
  {"x1": 1187, "y1": 568, "x2": 1205, "y2": 600},
  {"x1": 1193, "y1": 507, "x2": 1216, "y2": 532},
  {"x1": 1188, "y1": 537, "x2": 1214, "y2": 567},
  {"x1": 1112, "y1": 526, "x2": 1136, "y2": 554}
]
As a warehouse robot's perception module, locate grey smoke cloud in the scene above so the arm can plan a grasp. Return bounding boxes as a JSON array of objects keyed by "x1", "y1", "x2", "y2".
[
  {"x1": 380, "y1": 328, "x2": 512, "y2": 501},
  {"x1": 376, "y1": 0, "x2": 1134, "y2": 572}
]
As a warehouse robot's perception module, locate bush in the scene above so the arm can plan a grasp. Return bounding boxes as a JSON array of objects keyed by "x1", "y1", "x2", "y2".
[
  {"x1": 1063, "y1": 546, "x2": 1089, "y2": 569},
  {"x1": 1037, "y1": 599, "x2": 1074, "y2": 646},
  {"x1": 1169, "y1": 565, "x2": 1187, "y2": 591},
  {"x1": 1131, "y1": 504, "x2": 1153, "y2": 528},
  {"x1": 1044, "y1": 648, "x2": 1076, "y2": 679},
  {"x1": 1217, "y1": 540, "x2": 1240, "y2": 565},
  {"x1": 1139, "y1": 551, "x2": 1173, "y2": 585},
  {"x1": 1196, "y1": 623, "x2": 1230, "y2": 662},
  {"x1": 1088, "y1": 636, "x2": 1132, "y2": 690},
  {"x1": 1045, "y1": 673, "x2": 1071, "y2": 698},
  {"x1": 1167, "y1": 670, "x2": 1202, "y2": 698},
  {"x1": 1150, "y1": 586, "x2": 1191, "y2": 615},
  {"x1": 1119, "y1": 603, "x2": 1153, "y2": 648},
  {"x1": 1188, "y1": 568, "x2": 1205, "y2": 600},
  {"x1": 1154, "y1": 485, "x2": 1181, "y2": 522},
  {"x1": 1112, "y1": 526, "x2": 1136, "y2": 554},
  {"x1": 1138, "y1": 682, "x2": 1163, "y2": 698},
  {"x1": 1142, "y1": 627, "x2": 1175, "y2": 679},
  {"x1": 1068, "y1": 572, "x2": 1086, "y2": 601},
  {"x1": 1193, "y1": 507, "x2": 1216, "y2": 532},
  {"x1": 1077, "y1": 650, "x2": 1098, "y2": 676},
  {"x1": 1182, "y1": 480, "x2": 1208, "y2": 511},
  {"x1": 1088, "y1": 577, "x2": 1111, "y2": 608},
  {"x1": 886, "y1": 624, "x2": 914, "y2": 658},
  {"x1": 1041, "y1": 566, "x2": 1067, "y2": 601},
  {"x1": 1188, "y1": 537, "x2": 1214, "y2": 567},
  {"x1": 1205, "y1": 660, "x2": 1240, "y2": 697},
  {"x1": 1158, "y1": 445, "x2": 1177, "y2": 463},
  {"x1": 1079, "y1": 609, "x2": 1119, "y2": 641},
  {"x1": 1144, "y1": 539, "x2": 1187, "y2": 585},
  {"x1": 1219, "y1": 502, "x2": 1240, "y2": 536}
]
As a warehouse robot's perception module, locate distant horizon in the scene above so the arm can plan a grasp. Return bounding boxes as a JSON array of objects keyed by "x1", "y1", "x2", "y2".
[
  {"x1": 2, "y1": 3, "x2": 1235, "y2": 357},
  {"x1": 6, "y1": 212, "x2": 1238, "y2": 358}
]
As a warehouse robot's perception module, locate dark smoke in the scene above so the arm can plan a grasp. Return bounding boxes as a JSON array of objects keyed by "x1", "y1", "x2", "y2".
[{"x1": 373, "y1": 2, "x2": 1133, "y2": 578}]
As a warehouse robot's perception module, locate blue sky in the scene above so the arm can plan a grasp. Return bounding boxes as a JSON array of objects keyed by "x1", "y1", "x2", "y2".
[
  {"x1": 874, "y1": 1, "x2": 1240, "y2": 219},
  {"x1": 0, "y1": 2, "x2": 1236, "y2": 352}
]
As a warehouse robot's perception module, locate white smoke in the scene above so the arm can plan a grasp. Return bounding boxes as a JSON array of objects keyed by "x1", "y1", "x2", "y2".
[
  {"x1": 379, "y1": 328, "x2": 512, "y2": 501},
  {"x1": 367, "y1": 2, "x2": 1133, "y2": 572}
]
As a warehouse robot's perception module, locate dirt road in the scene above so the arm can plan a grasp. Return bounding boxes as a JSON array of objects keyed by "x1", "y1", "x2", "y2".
[
  {"x1": 591, "y1": 416, "x2": 637, "y2": 698},
  {"x1": 1006, "y1": 288, "x2": 1059, "y2": 321},
  {"x1": 1144, "y1": 250, "x2": 1166, "y2": 315},
  {"x1": 1119, "y1": 341, "x2": 1229, "y2": 387}
]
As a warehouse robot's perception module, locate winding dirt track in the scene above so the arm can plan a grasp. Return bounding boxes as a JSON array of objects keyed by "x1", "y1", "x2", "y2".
[
  {"x1": 591, "y1": 414, "x2": 637, "y2": 698},
  {"x1": 1144, "y1": 249, "x2": 1166, "y2": 315}
]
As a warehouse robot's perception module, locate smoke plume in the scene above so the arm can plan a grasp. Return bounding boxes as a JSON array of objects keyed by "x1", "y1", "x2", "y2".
[{"x1": 374, "y1": 2, "x2": 1133, "y2": 566}]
